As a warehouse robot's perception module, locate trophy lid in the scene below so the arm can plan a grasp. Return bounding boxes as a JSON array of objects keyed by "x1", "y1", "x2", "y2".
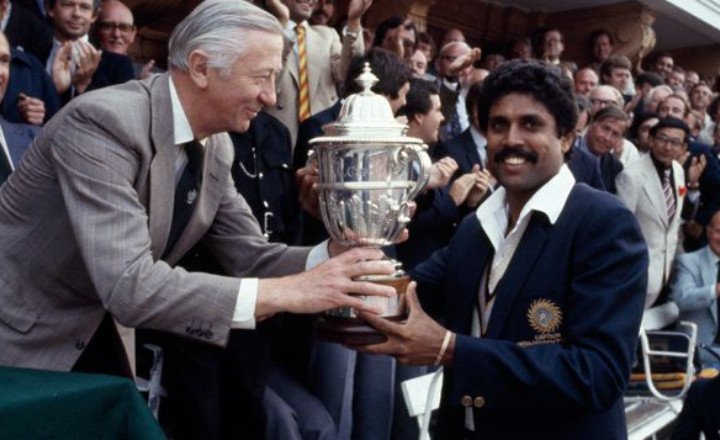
[{"x1": 309, "y1": 63, "x2": 423, "y2": 143}]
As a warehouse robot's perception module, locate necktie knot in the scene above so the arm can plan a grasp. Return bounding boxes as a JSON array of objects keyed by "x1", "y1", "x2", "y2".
[
  {"x1": 184, "y1": 141, "x2": 203, "y2": 172},
  {"x1": 295, "y1": 24, "x2": 305, "y2": 38}
]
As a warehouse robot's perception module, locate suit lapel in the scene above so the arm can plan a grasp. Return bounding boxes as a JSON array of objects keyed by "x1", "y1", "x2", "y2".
[
  {"x1": 449, "y1": 222, "x2": 492, "y2": 334},
  {"x1": 148, "y1": 74, "x2": 176, "y2": 260},
  {"x1": 485, "y1": 214, "x2": 550, "y2": 338},
  {"x1": 0, "y1": 118, "x2": 23, "y2": 166},
  {"x1": 305, "y1": 27, "x2": 323, "y2": 106},
  {"x1": 700, "y1": 247, "x2": 719, "y2": 325},
  {"x1": 640, "y1": 156, "x2": 669, "y2": 227}
]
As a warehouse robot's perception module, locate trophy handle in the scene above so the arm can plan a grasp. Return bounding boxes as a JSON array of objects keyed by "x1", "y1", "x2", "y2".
[{"x1": 404, "y1": 144, "x2": 431, "y2": 201}]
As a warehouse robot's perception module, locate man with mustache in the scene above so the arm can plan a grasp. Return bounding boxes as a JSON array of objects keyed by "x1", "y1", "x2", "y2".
[{"x1": 357, "y1": 59, "x2": 648, "y2": 438}]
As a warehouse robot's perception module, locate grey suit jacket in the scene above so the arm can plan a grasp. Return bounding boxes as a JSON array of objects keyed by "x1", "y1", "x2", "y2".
[
  {"x1": 617, "y1": 153, "x2": 684, "y2": 307},
  {"x1": 266, "y1": 24, "x2": 363, "y2": 148},
  {"x1": 670, "y1": 246, "x2": 720, "y2": 365},
  {"x1": 0, "y1": 74, "x2": 310, "y2": 371}
]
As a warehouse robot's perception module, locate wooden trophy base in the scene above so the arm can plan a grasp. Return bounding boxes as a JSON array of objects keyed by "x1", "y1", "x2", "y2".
[{"x1": 315, "y1": 272, "x2": 409, "y2": 346}]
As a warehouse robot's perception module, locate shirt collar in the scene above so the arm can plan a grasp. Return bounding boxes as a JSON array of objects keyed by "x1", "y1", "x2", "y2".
[
  {"x1": 476, "y1": 164, "x2": 575, "y2": 243},
  {"x1": 286, "y1": 19, "x2": 306, "y2": 31},
  {"x1": 168, "y1": 76, "x2": 197, "y2": 145}
]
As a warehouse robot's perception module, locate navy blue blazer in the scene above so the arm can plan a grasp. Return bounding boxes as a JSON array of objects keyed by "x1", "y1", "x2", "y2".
[
  {"x1": 3, "y1": 48, "x2": 60, "y2": 124},
  {"x1": 688, "y1": 141, "x2": 720, "y2": 227},
  {"x1": 435, "y1": 128, "x2": 483, "y2": 175},
  {"x1": 567, "y1": 145, "x2": 605, "y2": 191},
  {"x1": 412, "y1": 184, "x2": 648, "y2": 439},
  {"x1": 292, "y1": 100, "x2": 341, "y2": 171},
  {"x1": 671, "y1": 375, "x2": 720, "y2": 440},
  {"x1": 292, "y1": 101, "x2": 341, "y2": 245},
  {"x1": 5, "y1": 2, "x2": 52, "y2": 63},
  {"x1": 0, "y1": 116, "x2": 38, "y2": 184}
]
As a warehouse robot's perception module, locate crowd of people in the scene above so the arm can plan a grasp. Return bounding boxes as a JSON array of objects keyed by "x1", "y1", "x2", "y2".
[{"x1": 1, "y1": 0, "x2": 720, "y2": 438}]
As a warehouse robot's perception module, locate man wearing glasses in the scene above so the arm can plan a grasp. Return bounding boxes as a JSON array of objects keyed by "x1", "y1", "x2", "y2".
[
  {"x1": 95, "y1": 0, "x2": 156, "y2": 79},
  {"x1": 616, "y1": 117, "x2": 692, "y2": 308}
]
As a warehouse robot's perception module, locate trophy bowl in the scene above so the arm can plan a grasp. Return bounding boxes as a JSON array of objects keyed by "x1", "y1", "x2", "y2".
[{"x1": 310, "y1": 64, "x2": 431, "y2": 345}]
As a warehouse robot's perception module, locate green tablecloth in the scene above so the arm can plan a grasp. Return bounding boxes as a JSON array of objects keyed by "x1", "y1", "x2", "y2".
[{"x1": 0, "y1": 366, "x2": 165, "y2": 439}]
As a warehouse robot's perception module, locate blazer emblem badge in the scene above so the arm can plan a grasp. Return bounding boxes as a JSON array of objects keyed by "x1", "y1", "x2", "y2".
[{"x1": 527, "y1": 298, "x2": 562, "y2": 335}]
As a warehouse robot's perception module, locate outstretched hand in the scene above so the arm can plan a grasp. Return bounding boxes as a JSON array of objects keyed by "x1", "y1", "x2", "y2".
[{"x1": 256, "y1": 247, "x2": 397, "y2": 320}]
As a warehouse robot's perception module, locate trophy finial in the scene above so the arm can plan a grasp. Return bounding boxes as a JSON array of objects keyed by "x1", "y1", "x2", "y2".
[{"x1": 356, "y1": 63, "x2": 379, "y2": 95}]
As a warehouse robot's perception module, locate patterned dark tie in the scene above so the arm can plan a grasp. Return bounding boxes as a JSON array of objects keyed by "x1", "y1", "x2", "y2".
[
  {"x1": 163, "y1": 141, "x2": 203, "y2": 258},
  {"x1": 662, "y1": 169, "x2": 675, "y2": 220}
]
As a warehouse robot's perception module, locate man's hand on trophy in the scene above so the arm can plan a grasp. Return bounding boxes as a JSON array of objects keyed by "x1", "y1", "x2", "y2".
[
  {"x1": 296, "y1": 163, "x2": 321, "y2": 219},
  {"x1": 427, "y1": 157, "x2": 458, "y2": 190},
  {"x1": 354, "y1": 282, "x2": 455, "y2": 366},
  {"x1": 256, "y1": 248, "x2": 396, "y2": 317}
]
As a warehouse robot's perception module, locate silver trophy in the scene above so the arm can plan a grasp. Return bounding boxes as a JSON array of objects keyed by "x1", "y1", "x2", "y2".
[{"x1": 310, "y1": 64, "x2": 431, "y2": 344}]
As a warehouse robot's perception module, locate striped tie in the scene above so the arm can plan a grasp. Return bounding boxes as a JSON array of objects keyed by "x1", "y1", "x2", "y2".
[
  {"x1": 662, "y1": 169, "x2": 675, "y2": 220},
  {"x1": 296, "y1": 24, "x2": 311, "y2": 122}
]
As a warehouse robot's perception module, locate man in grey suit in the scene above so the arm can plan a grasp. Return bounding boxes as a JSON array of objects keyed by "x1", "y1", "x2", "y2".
[
  {"x1": 0, "y1": 0, "x2": 394, "y2": 375},
  {"x1": 670, "y1": 209, "x2": 720, "y2": 369}
]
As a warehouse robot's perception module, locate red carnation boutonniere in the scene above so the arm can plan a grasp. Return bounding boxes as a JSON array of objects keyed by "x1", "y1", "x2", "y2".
[{"x1": 678, "y1": 186, "x2": 687, "y2": 197}]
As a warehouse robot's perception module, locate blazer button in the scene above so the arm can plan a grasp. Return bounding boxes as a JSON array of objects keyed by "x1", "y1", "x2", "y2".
[
  {"x1": 74, "y1": 339, "x2": 86, "y2": 350},
  {"x1": 473, "y1": 396, "x2": 485, "y2": 408},
  {"x1": 460, "y1": 395, "x2": 473, "y2": 407}
]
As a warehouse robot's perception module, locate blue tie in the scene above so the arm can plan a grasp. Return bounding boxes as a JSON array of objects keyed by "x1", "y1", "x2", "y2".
[{"x1": 163, "y1": 141, "x2": 203, "y2": 258}]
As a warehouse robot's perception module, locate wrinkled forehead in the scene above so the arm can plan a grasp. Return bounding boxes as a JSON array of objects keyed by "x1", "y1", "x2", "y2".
[{"x1": 101, "y1": 3, "x2": 133, "y2": 23}]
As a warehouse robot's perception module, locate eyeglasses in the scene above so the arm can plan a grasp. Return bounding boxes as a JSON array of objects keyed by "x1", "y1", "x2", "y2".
[
  {"x1": 654, "y1": 134, "x2": 685, "y2": 148},
  {"x1": 590, "y1": 98, "x2": 616, "y2": 108},
  {"x1": 97, "y1": 21, "x2": 135, "y2": 33}
]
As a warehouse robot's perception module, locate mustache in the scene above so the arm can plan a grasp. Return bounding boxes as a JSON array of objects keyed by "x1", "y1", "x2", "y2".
[{"x1": 493, "y1": 146, "x2": 538, "y2": 164}]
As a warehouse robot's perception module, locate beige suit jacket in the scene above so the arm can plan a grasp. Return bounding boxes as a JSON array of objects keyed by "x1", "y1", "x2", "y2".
[
  {"x1": 266, "y1": 23, "x2": 364, "y2": 149},
  {"x1": 0, "y1": 74, "x2": 309, "y2": 371},
  {"x1": 616, "y1": 153, "x2": 684, "y2": 308}
]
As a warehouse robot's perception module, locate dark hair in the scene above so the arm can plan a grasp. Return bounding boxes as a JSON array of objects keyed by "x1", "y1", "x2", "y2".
[
  {"x1": 591, "y1": 105, "x2": 629, "y2": 124},
  {"x1": 650, "y1": 117, "x2": 690, "y2": 141},
  {"x1": 635, "y1": 72, "x2": 663, "y2": 88},
  {"x1": 396, "y1": 79, "x2": 439, "y2": 119},
  {"x1": 465, "y1": 80, "x2": 484, "y2": 124},
  {"x1": 372, "y1": 16, "x2": 417, "y2": 52},
  {"x1": 344, "y1": 48, "x2": 412, "y2": 99},
  {"x1": 628, "y1": 111, "x2": 659, "y2": 142},
  {"x1": 575, "y1": 94, "x2": 591, "y2": 115},
  {"x1": 476, "y1": 59, "x2": 577, "y2": 137},
  {"x1": 48, "y1": 0, "x2": 100, "y2": 10},
  {"x1": 599, "y1": 54, "x2": 632, "y2": 82},
  {"x1": 589, "y1": 29, "x2": 614, "y2": 48},
  {"x1": 417, "y1": 32, "x2": 436, "y2": 59}
]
